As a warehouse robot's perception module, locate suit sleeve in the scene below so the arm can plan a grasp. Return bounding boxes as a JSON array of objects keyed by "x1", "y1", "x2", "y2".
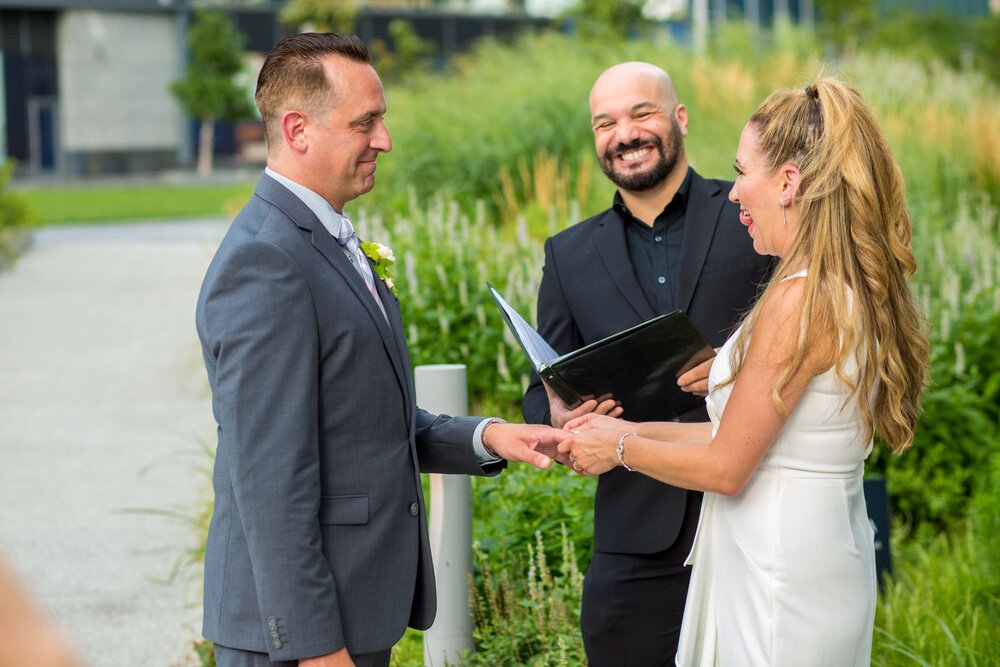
[
  {"x1": 523, "y1": 236, "x2": 583, "y2": 425},
  {"x1": 204, "y1": 239, "x2": 347, "y2": 660},
  {"x1": 413, "y1": 409, "x2": 506, "y2": 476}
]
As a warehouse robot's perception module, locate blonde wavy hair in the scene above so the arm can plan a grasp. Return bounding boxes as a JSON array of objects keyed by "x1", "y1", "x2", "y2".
[{"x1": 728, "y1": 77, "x2": 929, "y2": 453}]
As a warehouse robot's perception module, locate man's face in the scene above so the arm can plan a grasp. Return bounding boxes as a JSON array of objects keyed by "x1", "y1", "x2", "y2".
[
  {"x1": 589, "y1": 73, "x2": 687, "y2": 193},
  {"x1": 309, "y1": 56, "x2": 392, "y2": 211}
]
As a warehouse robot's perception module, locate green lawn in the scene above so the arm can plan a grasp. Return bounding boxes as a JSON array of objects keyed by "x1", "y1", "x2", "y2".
[{"x1": 18, "y1": 182, "x2": 256, "y2": 226}]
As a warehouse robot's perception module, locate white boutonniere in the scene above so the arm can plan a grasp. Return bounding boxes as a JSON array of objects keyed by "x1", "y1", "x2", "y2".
[{"x1": 359, "y1": 241, "x2": 398, "y2": 296}]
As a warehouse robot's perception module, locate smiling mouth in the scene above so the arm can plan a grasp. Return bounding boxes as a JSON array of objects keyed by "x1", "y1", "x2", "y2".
[
  {"x1": 619, "y1": 147, "x2": 653, "y2": 162},
  {"x1": 738, "y1": 207, "x2": 754, "y2": 229}
]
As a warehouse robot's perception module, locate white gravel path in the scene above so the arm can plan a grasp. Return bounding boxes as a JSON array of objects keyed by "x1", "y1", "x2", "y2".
[{"x1": 0, "y1": 219, "x2": 229, "y2": 666}]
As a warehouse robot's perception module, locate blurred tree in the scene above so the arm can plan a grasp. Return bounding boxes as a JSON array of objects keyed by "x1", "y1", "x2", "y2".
[
  {"x1": 814, "y1": 0, "x2": 876, "y2": 54},
  {"x1": 977, "y1": 12, "x2": 1000, "y2": 84},
  {"x1": 563, "y1": 0, "x2": 649, "y2": 39},
  {"x1": 171, "y1": 10, "x2": 253, "y2": 175},
  {"x1": 280, "y1": 0, "x2": 358, "y2": 33},
  {"x1": 370, "y1": 19, "x2": 436, "y2": 83}
]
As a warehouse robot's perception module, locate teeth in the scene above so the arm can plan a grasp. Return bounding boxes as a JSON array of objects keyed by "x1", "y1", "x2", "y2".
[{"x1": 621, "y1": 147, "x2": 651, "y2": 161}]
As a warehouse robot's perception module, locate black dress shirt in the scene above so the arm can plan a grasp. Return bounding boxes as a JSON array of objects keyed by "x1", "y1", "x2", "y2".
[{"x1": 614, "y1": 168, "x2": 692, "y2": 315}]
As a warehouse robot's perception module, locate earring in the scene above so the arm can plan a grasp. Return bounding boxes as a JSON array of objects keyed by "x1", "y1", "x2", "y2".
[{"x1": 780, "y1": 199, "x2": 788, "y2": 226}]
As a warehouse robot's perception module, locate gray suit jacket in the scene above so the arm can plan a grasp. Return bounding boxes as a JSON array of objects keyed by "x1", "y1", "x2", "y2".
[{"x1": 196, "y1": 174, "x2": 503, "y2": 661}]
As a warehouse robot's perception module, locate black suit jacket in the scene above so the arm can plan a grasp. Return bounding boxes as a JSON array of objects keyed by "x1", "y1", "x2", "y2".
[{"x1": 523, "y1": 169, "x2": 773, "y2": 555}]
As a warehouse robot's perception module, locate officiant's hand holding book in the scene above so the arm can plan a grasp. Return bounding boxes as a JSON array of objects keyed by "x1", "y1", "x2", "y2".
[
  {"x1": 487, "y1": 282, "x2": 716, "y2": 424},
  {"x1": 542, "y1": 382, "x2": 623, "y2": 429},
  {"x1": 676, "y1": 351, "x2": 721, "y2": 398}
]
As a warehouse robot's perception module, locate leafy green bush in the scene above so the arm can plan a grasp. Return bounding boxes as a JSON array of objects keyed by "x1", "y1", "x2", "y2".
[
  {"x1": 472, "y1": 461, "x2": 595, "y2": 570},
  {"x1": 971, "y1": 452, "x2": 1000, "y2": 593},
  {"x1": 868, "y1": 198, "x2": 1000, "y2": 532},
  {"x1": 0, "y1": 160, "x2": 32, "y2": 259},
  {"x1": 467, "y1": 528, "x2": 586, "y2": 666}
]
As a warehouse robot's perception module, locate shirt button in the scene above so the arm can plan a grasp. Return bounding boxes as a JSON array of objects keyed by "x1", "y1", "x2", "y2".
[
  {"x1": 654, "y1": 235, "x2": 663, "y2": 242},
  {"x1": 409, "y1": 502, "x2": 419, "y2": 517},
  {"x1": 657, "y1": 276, "x2": 666, "y2": 284}
]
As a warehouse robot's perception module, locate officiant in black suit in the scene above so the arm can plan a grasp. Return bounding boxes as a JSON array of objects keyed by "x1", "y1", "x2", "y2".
[{"x1": 522, "y1": 62, "x2": 774, "y2": 665}]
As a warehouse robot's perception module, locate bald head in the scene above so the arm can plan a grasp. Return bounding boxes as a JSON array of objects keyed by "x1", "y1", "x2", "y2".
[
  {"x1": 589, "y1": 62, "x2": 678, "y2": 114},
  {"x1": 587, "y1": 62, "x2": 688, "y2": 198}
]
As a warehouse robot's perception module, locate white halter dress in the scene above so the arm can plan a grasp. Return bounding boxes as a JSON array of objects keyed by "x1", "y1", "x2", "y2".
[{"x1": 675, "y1": 271, "x2": 877, "y2": 667}]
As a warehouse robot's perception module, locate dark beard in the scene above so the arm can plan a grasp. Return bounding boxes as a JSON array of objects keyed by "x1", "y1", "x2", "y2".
[{"x1": 600, "y1": 119, "x2": 683, "y2": 192}]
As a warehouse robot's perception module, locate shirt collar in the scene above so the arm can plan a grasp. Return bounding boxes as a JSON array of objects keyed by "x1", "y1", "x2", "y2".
[
  {"x1": 612, "y1": 166, "x2": 693, "y2": 219},
  {"x1": 265, "y1": 167, "x2": 350, "y2": 240}
]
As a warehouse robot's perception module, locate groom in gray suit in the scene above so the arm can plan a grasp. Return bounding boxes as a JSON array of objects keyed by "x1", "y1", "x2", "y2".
[{"x1": 196, "y1": 33, "x2": 568, "y2": 667}]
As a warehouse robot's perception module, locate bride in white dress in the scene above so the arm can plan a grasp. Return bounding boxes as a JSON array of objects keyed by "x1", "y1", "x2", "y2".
[{"x1": 558, "y1": 78, "x2": 929, "y2": 666}]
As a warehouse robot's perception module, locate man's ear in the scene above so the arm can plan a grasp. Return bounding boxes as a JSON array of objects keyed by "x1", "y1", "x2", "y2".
[
  {"x1": 281, "y1": 110, "x2": 309, "y2": 154},
  {"x1": 780, "y1": 163, "x2": 801, "y2": 205},
  {"x1": 674, "y1": 103, "x2": 689, "y2": 137}
]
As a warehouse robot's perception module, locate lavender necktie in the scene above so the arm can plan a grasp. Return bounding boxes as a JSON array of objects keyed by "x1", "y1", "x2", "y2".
[{"x1": 334, "y1": 215, "x2": 386, "y2": 319}]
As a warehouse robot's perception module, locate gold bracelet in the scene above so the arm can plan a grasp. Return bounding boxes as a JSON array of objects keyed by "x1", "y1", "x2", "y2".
[{"x1": 616, "y1": 432, "x2": 638, "y2": 472}]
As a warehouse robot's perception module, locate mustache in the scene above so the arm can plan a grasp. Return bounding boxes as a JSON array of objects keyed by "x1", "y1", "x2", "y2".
[{"x1": 604, "y1": 136, "x2": 664, "y2": 161}]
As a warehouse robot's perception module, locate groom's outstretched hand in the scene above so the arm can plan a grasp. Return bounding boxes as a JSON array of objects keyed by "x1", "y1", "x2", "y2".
[{"x1": 482, "y1": 422, "x2": 573, "y2": 469}]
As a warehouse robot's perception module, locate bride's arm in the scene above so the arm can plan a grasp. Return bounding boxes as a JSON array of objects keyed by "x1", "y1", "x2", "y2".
[
  {"x1": 561, "y1": 279, "x2": 832, "y2": 495},
  {"x1": 566, "y1": 413, "x2": 713, "y2": 442}
]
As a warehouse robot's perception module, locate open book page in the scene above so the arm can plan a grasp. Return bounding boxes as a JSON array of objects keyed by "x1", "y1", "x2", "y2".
[{"x1": 487, "y1": 284, "x2": 559, "y2": 369}]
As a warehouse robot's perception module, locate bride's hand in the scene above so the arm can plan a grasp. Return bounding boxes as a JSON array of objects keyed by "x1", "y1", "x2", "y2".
[
  {"x1": 557, "y1": 428, "x2": 623, "y2": 475},
  {"x1": 565, "y1": 413, "x2": 635, "y2": 432}
]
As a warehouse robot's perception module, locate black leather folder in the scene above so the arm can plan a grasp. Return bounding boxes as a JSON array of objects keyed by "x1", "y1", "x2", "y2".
[{"x1": 488, "y1": 283, "x2": 716, "y2": 421}]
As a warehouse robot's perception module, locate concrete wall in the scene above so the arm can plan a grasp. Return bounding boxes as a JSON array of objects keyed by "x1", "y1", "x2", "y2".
[{"x1": 57, "y1": 9, "x2": 183, "y2": 172}]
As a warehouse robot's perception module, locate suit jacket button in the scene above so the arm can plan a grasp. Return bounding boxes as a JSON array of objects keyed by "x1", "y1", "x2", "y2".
[
  {"x1": 273, "y1": 638, "x2": 283, "y2": 649},
  {"x1": 409, "y1": 502, "x2": 419, "y2": 517}
]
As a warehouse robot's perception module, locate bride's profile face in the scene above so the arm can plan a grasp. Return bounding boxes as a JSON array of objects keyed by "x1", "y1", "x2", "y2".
[{"x1": 729, "y1": 124, "x2": 793, "y2": 258}]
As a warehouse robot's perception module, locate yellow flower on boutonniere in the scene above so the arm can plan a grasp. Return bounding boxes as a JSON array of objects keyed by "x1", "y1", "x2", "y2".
[{"x1": 359, "y1": 241, "x2": 398, "y2": 296}]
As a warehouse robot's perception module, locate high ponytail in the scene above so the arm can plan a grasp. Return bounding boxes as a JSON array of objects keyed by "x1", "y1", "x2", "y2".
[{"x1": 728, "y1": 77, "x2": 929, "y2": 453}]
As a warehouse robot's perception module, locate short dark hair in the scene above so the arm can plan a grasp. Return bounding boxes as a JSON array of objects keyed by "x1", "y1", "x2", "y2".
[{"x1": 255, "y1": 33, "x2": 372, "y2": 146}]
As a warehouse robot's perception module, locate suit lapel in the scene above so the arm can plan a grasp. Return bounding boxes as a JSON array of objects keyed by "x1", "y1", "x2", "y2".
[
  {"x1": 676, "y1": 172, "x2": 723, "y2": 313},
  {"x1": 372, "y1": 264, "x2": 414, "y2": 425},
  {"x1": 593, "y1": 209, "x2": 656, "y2": 321},
  {"x1": 254, "y1": 175, "x2": 410, "y2": 402}
]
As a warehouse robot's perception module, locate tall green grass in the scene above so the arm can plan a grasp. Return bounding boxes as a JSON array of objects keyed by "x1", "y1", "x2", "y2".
[
  {"x1": 373, "y1": 31, "x2": 1000, "y2": 225},
  {"x1": 874, "y1": 522, "x2": 1000, "y2": 666}
]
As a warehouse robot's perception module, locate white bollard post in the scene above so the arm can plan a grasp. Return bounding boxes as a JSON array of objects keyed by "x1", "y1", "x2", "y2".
[{"x1": 414, "y1": 364, "x2": 475, "y2": 667}]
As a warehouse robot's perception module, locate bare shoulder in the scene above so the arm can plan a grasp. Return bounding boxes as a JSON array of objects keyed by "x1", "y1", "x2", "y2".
[
  {"x1": 756, "y1": 277, "x2": 807, "y2": 334},
  {"x1": 750, "y1": 275, "x2": 836, "y2": 374}
]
